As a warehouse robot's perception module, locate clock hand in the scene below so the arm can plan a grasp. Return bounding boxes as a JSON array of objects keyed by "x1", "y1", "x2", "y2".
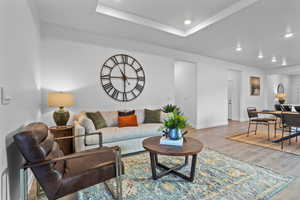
[{"x1": 117, "y1": 66, "x2": 126, "y2": 79}]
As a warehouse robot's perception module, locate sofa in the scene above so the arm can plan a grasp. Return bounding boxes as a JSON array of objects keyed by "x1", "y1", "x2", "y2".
[{"x1": 74, "y1": 109, "x2": 169, "y2": 154}]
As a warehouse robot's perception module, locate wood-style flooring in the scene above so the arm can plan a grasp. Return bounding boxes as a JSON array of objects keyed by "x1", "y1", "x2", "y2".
[
  {"x1": 190, "y1": 121, "x2": 300, "y2": 200},
  {"x1": 36, "y1": 121, "x2": 300, "y2": 200}
]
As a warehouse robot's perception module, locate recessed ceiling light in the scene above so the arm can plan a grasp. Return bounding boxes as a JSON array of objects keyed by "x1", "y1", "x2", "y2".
[
  {"x1": 184, "y1": 20, "x2": 192, "y2": 25},
  {"x1": 235, "y1": 43, "x2": 242, "y2": 52},
  {"x1": 282, "y1": 58, "x2": 287, "y2": 66},
  {"x1": 284, "y1": 32, "x2": 294, "y2": 39},
  {"x1": 272, "y1": 56, "x2": 277, "y2": 63},
  {"x1": 258, "y1": 51, "x2": 264, "y2": 59}
]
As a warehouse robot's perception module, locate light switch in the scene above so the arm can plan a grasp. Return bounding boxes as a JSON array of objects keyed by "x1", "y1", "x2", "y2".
[{"x1": 0, "y1": 87, "x2": 12, "y2": 105}]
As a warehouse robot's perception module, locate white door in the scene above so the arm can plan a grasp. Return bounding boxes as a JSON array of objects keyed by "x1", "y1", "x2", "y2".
[{"x1": 228, "y1": 80, "x2": 233, "y2": 120}]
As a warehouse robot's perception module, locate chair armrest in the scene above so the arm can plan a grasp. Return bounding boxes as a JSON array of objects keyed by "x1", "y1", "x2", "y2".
[
  {"x1": 55, "y1": 132, "x2": 103, "y2": 147},
  {"x1": 23, "y1": 146, "x2": 120, "y2": 169}
]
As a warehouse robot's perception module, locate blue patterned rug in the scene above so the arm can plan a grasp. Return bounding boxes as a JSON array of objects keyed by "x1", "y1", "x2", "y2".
[{"x1": 77, "y1": 149, "x2": 293, "y2": 200}]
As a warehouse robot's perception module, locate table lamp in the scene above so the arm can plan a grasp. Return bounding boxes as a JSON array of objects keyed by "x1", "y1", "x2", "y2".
[
  {"x1": 275, "y1": 93, "x2": 287, "y2": 104},
  {"x1": 48, "y1": 92, "x2": 74, "y2": 126}
]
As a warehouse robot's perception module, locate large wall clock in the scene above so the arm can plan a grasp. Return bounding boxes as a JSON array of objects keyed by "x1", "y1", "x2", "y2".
[{"x1": 100, "y1": 54, "x2": 146, "y2": 102}]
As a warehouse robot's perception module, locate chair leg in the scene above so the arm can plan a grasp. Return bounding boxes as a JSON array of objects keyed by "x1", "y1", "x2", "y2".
[
  {"x1": 20, "y1": 168, "x2": 28, "y2": 200},
  {"x1": 281, "y1": 127, "x2": 284, "y2": 150},
  {"x1": 255, "y1": 123, "x2": 258, "y2": 135},
  {"x1": 105, "y1": 148, "x2": 123, "y2": 200},
  {"x1": 267, "y1": 123, "x2": 270, "y2": 140},
  {"x1": 289, "y1": 127, "x2": 291, "y2": 145},
  {"x1": 274, "y1": 121, "x2": 277, "y2": 138},
  {"x1": 247, "y1": 122, "x2": 251, "y2": 137}
]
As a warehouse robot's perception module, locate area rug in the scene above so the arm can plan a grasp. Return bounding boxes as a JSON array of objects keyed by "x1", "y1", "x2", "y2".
[
  {"x1": 77, "y1": 149, "x2": 293, "y2": 200},
  {"x1": 229, "y1": 131, "x2": 300, "y2": 156}
]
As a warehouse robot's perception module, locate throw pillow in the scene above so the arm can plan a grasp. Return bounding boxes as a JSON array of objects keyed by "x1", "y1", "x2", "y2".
[
  {"x1": 118, "y1": 115, "x2": 138, "y2": 128},
  {"x1": 118, "y1": 110, "x2": 135, "y2": 116},
  {"x1": 144, "y1": 109, "x2": 161, "y2": 123},
  {"x1": 78, "y1": 116, "x2": 96, "y2": 134},
  {"x1": 86, "y1": 111, "x2": 107, "y2": 130}
]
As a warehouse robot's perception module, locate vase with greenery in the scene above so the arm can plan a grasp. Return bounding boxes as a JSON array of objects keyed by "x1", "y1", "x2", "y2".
[
  {"x1": 161, "y1": 104, "x2": 181, "y2": 114},
  {"x1": 160, "y1": 110, "x2": 188, "y2": 140}
]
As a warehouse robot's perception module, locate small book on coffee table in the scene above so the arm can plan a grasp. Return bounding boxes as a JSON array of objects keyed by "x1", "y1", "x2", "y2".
[{"x1": 160, "y1": 136, "x2": 183, "y2": 146}]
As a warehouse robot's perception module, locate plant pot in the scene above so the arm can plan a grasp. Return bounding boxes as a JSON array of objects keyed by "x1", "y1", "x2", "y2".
[
  {"x1": 169, "y1": 128, "x2": 182, "y2": 140},
  {"x1": 279, "y1": 99, "x2": 285, "y2": 104}
]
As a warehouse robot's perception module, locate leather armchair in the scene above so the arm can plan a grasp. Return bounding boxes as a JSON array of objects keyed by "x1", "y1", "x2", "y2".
[{"x1": 14, "y1": 122, "x2": 123, "y2": 200}]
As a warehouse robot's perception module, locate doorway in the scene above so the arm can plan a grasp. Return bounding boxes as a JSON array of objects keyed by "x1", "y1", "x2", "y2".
[
  {"x1": 228, "y1": 80, "x2": 233, "y2": 120},
  {"x1": 227, "y1": 70, "x2": 241, "y2": 121}
]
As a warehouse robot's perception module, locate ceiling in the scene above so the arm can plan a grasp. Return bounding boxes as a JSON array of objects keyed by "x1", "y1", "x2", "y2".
[{"x1": 35, "y1": 0, "x2": 300, "y2": 68}]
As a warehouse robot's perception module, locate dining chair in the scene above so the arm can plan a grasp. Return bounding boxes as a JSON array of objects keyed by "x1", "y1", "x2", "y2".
[
  {"x1": 14, "y1": 122, "x2": 123, "y2": 200},
  {"x1": 280, "y1": 113, "x2": 300, "y2": 150},
  {"x1": 247, "y1": 107, "x2": 277, "y2": 140},
  {"x1": 294, "y1": 106, "x2": 300, "y2": 113},
  {"x1": 282, "y1": 105, "x2": 292, "y2": 112}
]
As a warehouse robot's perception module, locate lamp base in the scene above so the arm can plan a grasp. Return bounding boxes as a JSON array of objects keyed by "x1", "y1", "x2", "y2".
[
  {"x1": 53, "y1": 107, "x2": 70, "y2": 126},
  {"x1": 279, "y1": 99, "x2": 286, "y2": 104}
]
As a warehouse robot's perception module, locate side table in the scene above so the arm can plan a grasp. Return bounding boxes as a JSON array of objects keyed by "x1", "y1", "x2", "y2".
[{"x1": 49, "y1": 125, "x2": 74, "y2": 155}]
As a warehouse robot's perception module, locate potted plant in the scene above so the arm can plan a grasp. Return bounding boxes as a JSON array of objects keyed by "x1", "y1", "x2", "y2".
[
  {"x1": 161, "y1": 104, "x2": 181, "y2": 114},
  {"x1": 160, "y1": 110, "x2": 188, "y2": 140}
]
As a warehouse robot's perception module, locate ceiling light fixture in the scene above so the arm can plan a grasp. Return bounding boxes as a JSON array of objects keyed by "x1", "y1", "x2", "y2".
[
  {"x1": 258, "y1": 51, "x2": 264, "y2": 59},
  {"x1": 184, "y1": 20, "x2": 192, "y2": 25},
  {"x1": 282, "y1": 58, "x2": 287, "y2": 66},
  {"x1": 284, "y1": 32, "x2": 294, "y2": 39},
  {"x1": 271, "y1": 56, "x2": 277, "y2": 63},
  {"x1": 235, "y1": 43, "x2": 242, "y2": 52}
]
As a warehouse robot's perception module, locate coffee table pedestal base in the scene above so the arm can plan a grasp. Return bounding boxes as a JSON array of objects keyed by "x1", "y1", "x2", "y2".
[{"x1": 149, "y1": 153, "x2": 198, "y2": 182}]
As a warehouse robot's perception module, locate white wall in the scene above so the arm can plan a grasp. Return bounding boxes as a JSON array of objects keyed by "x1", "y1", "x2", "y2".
[
  {"x1": 41, "y1": 24, "x2": 268, "y2": 128},
  {"x1": 0, "y1": 0, "x2": 41, "y2": 199},
  {"x1": 174, "y1": 61, "x2": 197, "y2": 127},
  {"x1": 228, "y1": 70, "x2": 241, "y2": 121},
  {"x1": 196, "y1": 60, "x2": 228, "y2": 129},
  {"x1": 239, "y1": 70, "x2": 266, "y2": 121},
  {"x1": 290, "y1": 75, "x2": 300, "y2": 104},
  {"x1": 40, "y1": 38, "x2": 175, "y2": 125},
  {"x1": 266, "y1": 74, "x2": 291, "y2": 108}
]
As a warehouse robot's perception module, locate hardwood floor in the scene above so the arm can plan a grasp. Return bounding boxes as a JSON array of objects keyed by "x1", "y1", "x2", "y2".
[
  {"x1": 189, "y1": 121, "x2": 300, "y2": 200},
  {"x1": 36, "y1": 121, "x2": 300, "y2": 200}
]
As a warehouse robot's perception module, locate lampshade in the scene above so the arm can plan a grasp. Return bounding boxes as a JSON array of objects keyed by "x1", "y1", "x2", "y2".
[
  {"x1": 48, "y1": 92, "x2": 74, "y2": 107},
  {"x1": 275, "y1": 93, "x2": 287, "y2": 99}
]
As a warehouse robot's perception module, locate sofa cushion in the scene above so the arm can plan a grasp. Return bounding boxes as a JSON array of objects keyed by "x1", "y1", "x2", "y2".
[
  {"x1": 86, "y1": 112, "x2": 107, "y2": 129},
  {"x1": 144, "y1": 109, "x2": 161, "y2": 123},
  {"x1": 135, "y1": 109, "x2": 145, "y2": 124},
  {"x1": 78, "y1": 116, "x2": 96, "y2": 134},
  {"x1": 101, "y1": 111, "x2": 118, "y2": 127},
  {"x1": 118, "y1": 115, "x2": 138, "y2": 128},
  {"x1": 118, "y1": 110, "x2": 135, "y2": 116},
  {"x1": 85, "y1": 123, "x2": 162, "y2": 145}
]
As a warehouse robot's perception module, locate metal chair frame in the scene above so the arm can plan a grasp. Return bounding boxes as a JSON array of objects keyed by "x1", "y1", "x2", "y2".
[
  {"x1": 19, "y1": 133, "x2": 123, "y2": 200},
  {"x1": 247, "y1": 107, "x2": 277, "y2": 140}
]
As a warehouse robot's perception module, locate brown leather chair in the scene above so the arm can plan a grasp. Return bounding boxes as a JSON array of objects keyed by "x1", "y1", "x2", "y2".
[{"x1": 14, "y1": 122, "x2": 123, "y2": 200}]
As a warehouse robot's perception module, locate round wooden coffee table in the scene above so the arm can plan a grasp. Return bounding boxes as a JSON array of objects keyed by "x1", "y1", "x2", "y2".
[{"x1": 143, "y1": 136, "x2": 203, "y2": 182}]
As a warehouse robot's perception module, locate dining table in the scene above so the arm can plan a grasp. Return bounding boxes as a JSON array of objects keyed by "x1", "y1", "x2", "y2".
[{"x1": 255, "y1": 110, "x2": 300, "y2": 143}]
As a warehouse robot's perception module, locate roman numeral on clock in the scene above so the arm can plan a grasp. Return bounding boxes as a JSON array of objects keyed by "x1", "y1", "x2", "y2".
[
  {"x1": 111, "y1": 56, "x2": 119, "y2": 65},
  {"x1": 103, "y1": 83, "x2": 113, "y2": 92},
  {"x1": 101, "y1": 74, "x2": 110, "y2": 80},
  {"x1": 121, "y1": 55, "x2": 128, "y2": 64},
  {"x1": 137, "y1": 76, "x2": 145, "y2": 82},
  {"x1": 135, "y1": 84, "x2": 143, "y2": 92},
  {"x1": 136, "y1": 67, "x2": 143, "y2": 73},
  {"x1": 111, "y1": 89, "x2": 119, "y2": 99},
  {"x1": 122, "y1": 93, "x2": 128, "y2": 101}
]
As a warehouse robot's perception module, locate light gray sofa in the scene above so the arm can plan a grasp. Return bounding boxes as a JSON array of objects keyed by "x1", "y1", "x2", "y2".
[{"x1": 74, "y1": 109, "x2": 169, "y2": 155}]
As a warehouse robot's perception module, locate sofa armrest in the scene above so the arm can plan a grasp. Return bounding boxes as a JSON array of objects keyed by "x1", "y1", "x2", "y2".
[
  {"x1": 74, "y1": 121, "x2": 86, "y2": 152},
  {"x1": 73, "y1": 121, "x2": 103, "y2": 152}
]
